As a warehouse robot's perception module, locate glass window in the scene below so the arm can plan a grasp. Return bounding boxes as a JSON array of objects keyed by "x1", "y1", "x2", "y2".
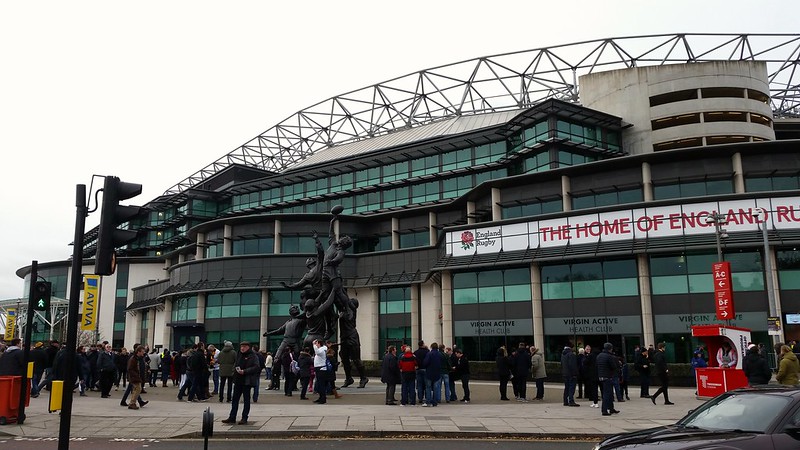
[{"x1": 651, "y1": 275, "x2": 689, "y2": 295}]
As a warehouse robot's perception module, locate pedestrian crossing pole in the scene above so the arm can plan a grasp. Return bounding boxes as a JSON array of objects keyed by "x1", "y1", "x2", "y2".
[{"x1": 58, "y1": 184, "x2": 87, "y2": 450}]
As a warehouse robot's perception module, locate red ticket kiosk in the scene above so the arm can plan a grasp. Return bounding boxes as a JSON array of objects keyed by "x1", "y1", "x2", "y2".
[{"x1": 691, "y1": 325, "x2": 751, "y2": 398}]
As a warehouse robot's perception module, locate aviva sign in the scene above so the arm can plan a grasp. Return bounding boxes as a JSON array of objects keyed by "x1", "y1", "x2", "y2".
[{"x1": 81, "y1": 275, "x2": 101, "y2": 331}]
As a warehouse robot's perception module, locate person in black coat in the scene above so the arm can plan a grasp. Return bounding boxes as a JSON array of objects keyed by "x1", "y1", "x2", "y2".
[
  {"x1": 596, "y1": 343, "x2": 619, "y2": 416},
  {"x1": 742, "y1": 345, "x2": 772, "y2": 385},
  {"x1": 633, "y1": 345, "x2": 651, "y2": 398},
  {"x1": 561, "y1": 343, "x2": 580, "y2": 407},
  {"x1": 495, "y1": 346, "x2": 512, "y2": 401},
  {"x1": 512, "y1": 343, "x2": 531, "y2": 401},
  {"x1": 584, "y1": 345, "x2": 599, "y2": 407},
  {"x1": 650, "y1": 342, "x2": 674, "y2": 405},
  {"x1": 381, "y1": 345, "x2": 401, "y2": 405},
  {"x1": 0, "y1": 338, "x2": 25, "y2": 376}
]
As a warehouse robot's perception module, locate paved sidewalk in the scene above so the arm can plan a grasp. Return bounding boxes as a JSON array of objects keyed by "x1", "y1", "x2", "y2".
[{"x1": 0, "y1": 378, "x2": 705, "y2": 439}]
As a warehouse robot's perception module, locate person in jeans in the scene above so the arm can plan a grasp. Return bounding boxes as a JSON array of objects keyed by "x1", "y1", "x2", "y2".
[
  {"x1": 398, "y1": 345, "x2": 417, "y2": 406},
  {"x1": 413, "y1": 341, "x2": 429, "y2": 405},
  {"x1": 312, "y1": 340, "x2": 330, "y2": 404},
  {"x1": 561, "y1": 343, "x2": 580, "y2": 407},
  {"x1": 221, "y1": 341, "x2": 260, "y2": 425},
  {"x1": 422, "y1": 343, "x2": 442, "y2": 407}
]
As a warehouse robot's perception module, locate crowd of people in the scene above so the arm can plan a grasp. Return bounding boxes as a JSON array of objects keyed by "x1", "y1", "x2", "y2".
[
  {"x1": 380, "y1": 340, "x2": 471, "y2": 407},
  {"x1": 6, "y1": 334, "x2": 800, "y2": 424}
]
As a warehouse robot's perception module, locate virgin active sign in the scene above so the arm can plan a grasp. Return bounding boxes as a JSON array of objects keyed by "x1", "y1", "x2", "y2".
[{"x1": 448, "y1": 197, "x2": 800, "y2": 256}]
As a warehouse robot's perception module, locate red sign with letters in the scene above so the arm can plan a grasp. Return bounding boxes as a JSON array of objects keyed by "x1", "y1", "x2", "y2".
[{"x1": 712, "y1": 262, "x2": 735, "y2": 320}]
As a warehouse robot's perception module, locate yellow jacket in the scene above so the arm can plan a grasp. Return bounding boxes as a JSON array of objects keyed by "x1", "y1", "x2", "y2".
[{"x1": 776, "y1": 352, "x2": 799, "y2": 386}]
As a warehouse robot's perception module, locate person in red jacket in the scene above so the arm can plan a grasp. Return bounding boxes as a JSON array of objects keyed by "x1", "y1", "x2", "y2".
[{"x1": 398, "y1": 345, "x2": 418, "y2": 406}]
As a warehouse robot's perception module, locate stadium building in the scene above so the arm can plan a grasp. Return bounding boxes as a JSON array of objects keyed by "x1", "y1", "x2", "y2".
[{"x1": 12, "y1": 33, "x2": 800, "y2": 363}]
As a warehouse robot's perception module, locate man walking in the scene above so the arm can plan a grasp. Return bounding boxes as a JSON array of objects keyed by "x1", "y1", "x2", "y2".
[
  {"x1": 634, "y1": 345, "x2": 651, "y2": 398},
  {"x1": 651, "y1": 342, "x2": 674, "y2": 405},
  {"x1": 222, "y1": 341, "x2": 260, "y2": 425},
  {"x1": 127, "y1": 346, "x2": 147, "y2": 410},
  {"x1": 596, "y1": 343, "x2": 619, "y2": 416}
]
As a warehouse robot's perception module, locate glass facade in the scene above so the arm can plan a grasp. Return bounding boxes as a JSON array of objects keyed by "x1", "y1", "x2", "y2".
[
  {"x1": 378, "y1": 287, "x2": 411, "y2": 353},
  {"x1": 205, "y1": 292, "x2": 261, "y2": 319},
  {"x1": 542, "y1": 260, "x2": 639, "y2": 299},
  {"x1": 653, "y1": 179, "x2": 734, "y2": 200},
  {"x1": 452, "y1": 267, "x2": 534, "y2": 361},
  {"x1": 650, "y1": 251, "x2": 764, "y2": 295},
  {"x1": 172, "y1": 296, "x2": 198, "y2": 322}
]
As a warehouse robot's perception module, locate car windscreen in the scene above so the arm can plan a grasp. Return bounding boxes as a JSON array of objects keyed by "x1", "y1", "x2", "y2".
[{"x1": 678, "y1": 392, "x2": 792, "y2": 433}]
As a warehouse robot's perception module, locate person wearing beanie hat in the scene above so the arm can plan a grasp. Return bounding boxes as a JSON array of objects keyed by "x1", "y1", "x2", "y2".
[{"x1": 596, "y1": 343, "x2": 619, "y2": 416}]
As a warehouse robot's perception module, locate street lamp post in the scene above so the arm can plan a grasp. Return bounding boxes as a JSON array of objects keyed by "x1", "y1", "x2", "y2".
[
  {"x1": 706, "y1": 212, "x2": 729, "y2": 261},
  {"x1": 755, "y1": 208, "x2": 781, "y2": 347}
]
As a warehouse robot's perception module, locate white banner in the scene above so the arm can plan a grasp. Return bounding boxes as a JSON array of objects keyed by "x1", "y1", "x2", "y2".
[{"x1": 448, "y1": 197, "x2": 798, "y2": 256}]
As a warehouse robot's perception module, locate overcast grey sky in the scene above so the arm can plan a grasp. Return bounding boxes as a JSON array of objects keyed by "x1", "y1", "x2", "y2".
[{"x1": 0, "y1": 1, "x2": 796, "y2": 300}]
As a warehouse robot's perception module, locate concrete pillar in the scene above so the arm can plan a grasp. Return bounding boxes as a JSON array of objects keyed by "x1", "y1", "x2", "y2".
[
  {"x1": 768, "y1": 247, "x2": 784, "y2": 342},
  {"x1": 441, "y1": 272, "x2": 453, "y2": 348},
  {"x1": 642, "y1": 162, "x2": 653, "y2": 202},
  {"x1": 426, "y1": 282, "x2": 443, "y2": 345},
  {"x1": 561, "y1": 176, "x2": 571, "y2": 212},
  {"x1": 260, "y1": 289, "x2": 269, "y2": 350},
  {"x1": 732, "y1": 152, "x2": 745, "y2": 194},
  {"x1": 223, "y1": 224, "x2": 233, "y2": 257},
  {"x1": 392, "y1": 217, "x2": 400, "y2": 250},
  {"x1": 637, "y1": 254, "x2": 655, "y2": 346},
  {"x1": 531, "y1": 262, "x2": 544, "y2": 349},
  {"x1": 491, "y1": 187, "x2": 502, "y2": 221},
  {"x1": 274, "y1": 220, "x2": 282, "y2": 254},
  {"x1": 196, "y1": 293, "x2": 206, "y2": 324},
  {"x1": 162, "y1": 300, "x2": 173, "y2": 350},
  {"x1": 148, "y1": 309, "x2": 157, "y2": 348},
  {"x1": 467, "y1": 201, "x2": 476, "y2": 225},
  {"x1": 428, "y1": 212, "x2": 437, "y2": 246},
  {"x1": 196, "y1": 232, "x2": 205, "y2": 260},
  {"x1": 410, "y1": 283, "x2": 420, "y2": 345},
  {"x1": 359, "y1": 287, "x2": 379, "y2": 360}
]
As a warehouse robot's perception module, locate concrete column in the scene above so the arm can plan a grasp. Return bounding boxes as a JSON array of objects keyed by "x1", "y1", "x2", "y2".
[
  {"x1": 441, "y1": 272, "x2": 453, "y2": 348},
  {"x1": 637, "y1": 254, "x2": 656, "y2": 346},
  {"x1": 149, "y1": 309, "x2": 157, "y2": 348},
  {"x1": 426, "y1": 281, "x2": 443, "y2": 345},
  {"x1": 428, "y1": 212, "x2": 437, "y2": 246},
  {"x1": 491, "y1": 187, "x2": 502, "y2": 221},
  {"x1": 531, "y1": 262, "x2": 544, "y2": 349},
  {"x1": 162, "y1": 300, "x2": 173, "y2": 350},
  {"x1": 768, "y1": 247, "x2": 784, "y2": 342},
  {"x1": 223, "y1": 224, "x2": 233, "y2": 257},
  {"x1": 392, "y1": 217, "x2": 400, "y2": 250},
  {"x1": 561, "y1": 175, "x2": 571, "y2": 212},
  {"x1": 274, "y1": 220, "x2": 282, "y2": 254},
  {"x1": 260, "y1": 289, "x2": 269, "y2": 350},
  {"x1": 196, "y1": 232, "x2": 205, "y2": 260},
  {"x1": 732, "y1": 152, "x2": 745, "y2": 194},
  {"x1": 642, "y1": 162, "x2": 653, "y2": 202},
  {"x1": 358, "y1": 288, "x2": 379, "y2": 360},
  {"x1": 178, "y1": 253, "x2": 186, "y2": 264},
  {"x1": 196, "y1": 293, "x2": 206, "y2": 324},
  {"x1": 467, "y1": 201, "x2": 476, "y2": 225},
  {"x1": 410, "y1": 283, "x2": 420, "y2": 345}
]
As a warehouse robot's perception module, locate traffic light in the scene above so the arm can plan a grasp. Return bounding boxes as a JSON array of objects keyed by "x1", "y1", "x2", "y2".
[
  {"x1": 95, "y1": 176, "x2": 142, "y2": 276},
  {"x1": 33, "y1": 281, "x2": 52, "y2": 311}
]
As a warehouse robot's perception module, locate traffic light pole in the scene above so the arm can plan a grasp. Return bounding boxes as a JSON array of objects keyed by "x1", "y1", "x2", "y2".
[
  {"x1": 18, "y1": 260, "x2": 38, "y2": 424},
  {"x1": 58, "y1": 184, "x2": 87, "y2": 450}
]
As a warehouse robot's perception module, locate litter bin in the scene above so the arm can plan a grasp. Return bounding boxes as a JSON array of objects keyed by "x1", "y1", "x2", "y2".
[{"x1": 0, "y1": 376, "x2": 30, "y2": 425}]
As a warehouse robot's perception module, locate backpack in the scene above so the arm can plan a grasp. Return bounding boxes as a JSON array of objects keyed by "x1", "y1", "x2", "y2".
[{"x1": 290, "y1": 354, "x2": 300, "y2": 375}]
